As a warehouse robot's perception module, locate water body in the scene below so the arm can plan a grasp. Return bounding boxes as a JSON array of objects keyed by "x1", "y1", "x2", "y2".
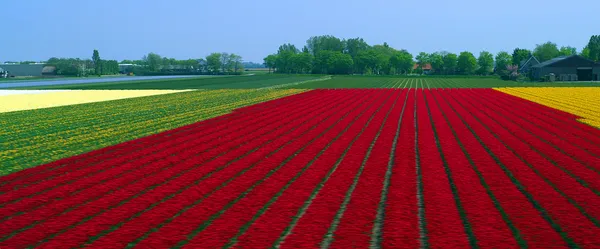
[{"x1": 0, "y1": 75, "x2": 204, "y2": 89}]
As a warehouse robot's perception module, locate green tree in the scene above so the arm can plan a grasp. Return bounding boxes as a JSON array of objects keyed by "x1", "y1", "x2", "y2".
[
  {"x1": 230, "y1": 54, "x2": 243, "y2": 73},
  {"x1": 477, "y1": 51, "x2": 494, "y2": 75},
  {"x1": 494, "y1": 51, "x2": 512, "y2": 76},
  {"x1": 275, "y1": 43, "x2": 299, "y2": 73},
  {"x1": 583, "y1": 35, "x2": 600, "y2": 61},
  {"x1": 389, "y1": 50, "x2": 414, "y2": 74},
  {"x1": 581, "y1": 46, "x2": 591, "y2": 59},
  {"x1": 344, "y1": 37, "x2": 369, "y2": 59},
  {"x1": 306, "y1": 35, "x2": 344, "y2": 56},
  {"x1": 429, "y1": 52, "x2": 444, "y2": 74},
  {"x1": 330, "y1": 52, "x2": 354, "y2": 74},
  {"x1": 533, "y1": 42, "x2": 560, "y2": 62},
  {"x1": 206, "y1": 53, "x2": 222, "y2": 74},
  {"x1": 263, "y1": 54, "x2": 278, "y2": 73},
  {"x1": 144, "y1": 52, "x2": 162, "y2": 72},
  {"x1": 371, "y1": 45, "x2": 394, "y2": 74},
  {"x1": 457, "y1": 51, "x2": 477, "y2": 75},
  {"x1": 355, "y1": 49, "x2": 379, "y2": 74},
  {"x1": 512, "y1": 48, "x2": 531, "y2": 66},
  {"x1": 92, "y1": 49, "x2": 101, "y2": 75},
  {"x1": 415, "y1": 52, "x2": 430, "y2": 72},
  {"x1": 559, "y1": 46, "x2": 577, "y2": 56},
  {"x1": 442, "y1": 52, "x2": 458, "y2": 74},
  {"x1": 292, "y1": 52, "x2": 313, "y2": 73}
]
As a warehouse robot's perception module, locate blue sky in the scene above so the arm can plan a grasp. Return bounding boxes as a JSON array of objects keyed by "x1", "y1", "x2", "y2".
[{"x1": 1, "y1": 0, "x2": 598, "y2": 63}]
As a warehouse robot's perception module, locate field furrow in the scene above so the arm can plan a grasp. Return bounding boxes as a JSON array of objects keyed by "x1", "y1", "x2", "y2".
[{"x1": 2, "y1": 87, "x2": 599, "y2": 248}]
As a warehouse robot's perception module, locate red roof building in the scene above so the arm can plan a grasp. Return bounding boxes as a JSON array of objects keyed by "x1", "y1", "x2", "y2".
[{"x1": 413, "y1": 63, "x2": 432, "y2": 70}]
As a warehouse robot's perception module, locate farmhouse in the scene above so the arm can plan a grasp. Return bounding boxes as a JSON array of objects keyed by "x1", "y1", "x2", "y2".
[
  {"x1": 519, "y1": 55, "x2": 540, "y2": 75},
  {"x1": 413, "y1": 63, "x2": 432, "y2": 74},
  {"x1": 531, "y1": 55, "x2": 600, "y2": 81},
  {"x1": 0, "y1": 64, "x2": 56, "y2": 77}
]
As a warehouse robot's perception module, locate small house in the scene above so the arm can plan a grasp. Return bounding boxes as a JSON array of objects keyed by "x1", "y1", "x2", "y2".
[{"x1": 413, "y1": 63, "x2": 432, "y2": 74}]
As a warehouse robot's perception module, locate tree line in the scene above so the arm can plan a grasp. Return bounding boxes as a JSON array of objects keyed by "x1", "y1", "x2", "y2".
[
  {"x1": 45, "y1": 50, "x2": 119, "y2": 77},
  {"x1": 119, "y1": 52, "x2": 245, "y2": 75},
  {"x1": 264, "y1": 35, "x2": 600, "y2": 76},
  {"x1": 40, "y1": 50, "x2": 247, "y2": 77}
]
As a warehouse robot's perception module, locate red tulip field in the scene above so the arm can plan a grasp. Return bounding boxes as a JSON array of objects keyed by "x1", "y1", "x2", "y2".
[{"x1": 1, "y1": 88, "x2": 599, "y2": 248}]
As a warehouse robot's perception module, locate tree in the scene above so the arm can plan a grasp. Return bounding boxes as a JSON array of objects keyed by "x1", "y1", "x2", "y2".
[
  {"x1": 429, "y1": 52, "x2": 444, "y2": 74},
  {"x1": 495, "y1": 51, "x2": 512, "y2": 76},
  {"x1": 581, "y1": 46, "x2": 591, "y2": 59},
  {"x1": 329, "y1": 52, "x2": 354, "y2": 74},
  {"x1": 355, "y1": 49, "x2": 379, "y2": 74},
  {"x1": 415, "y1": 52, "x2": 430, "y2": 72},
  {"x1": 457, "y1": 51, "x2": 477, "y2": 75},
  {"x1": 263, "y1": 54, "x2": 278, "y2": 73},
  {"x1": 533, "y1": 42, "x2": 560, "y2": 62},
  {"x1": 274, "y1": 43, "x2": 299, "y2": 74},
  {"x1": 92, "y1": 50, "x2": 101, "y2": 75},
  {"x1": 442, "y1": 53, "x2": 458, "y2": 74},
  {"x1": 559, "y1": 46, "x2": 577, "y2": 56},
  {"x1": 306, "y1": 35, "x2": 344, "y2": 56},
  {"x1": 583, "y1": 35, "x2": 600, "y2": 61},
  {"x1": 371, "y1": 45, "x2": 394, "y2": 75},
  {"x1": 389, "y1": 50, "x2": 413, "y2": 74},
  {"x1": 230, "y1": 54, "x2": 243, "y2": 73},
  {"x1": 144, "y1": 52, "x2": 162, "y2": 72},
  {"x1": 477, "y1": 51, "x2": 494, "y2": 75},
  {"x1": 292, "y1": 52, "x2": 313, "y2": 74},
  {"x1": 206, "y1": 53, "x2": 222, "y2": 74},
  {"x1": 512, "y1": 48, "x2": 531, "y2": 66},
  {"x1": 344, "y1": 37, "x2": 369, "y2": 59},
  {"x1": 219, "y1": 53, "x2": 232, "y2": 73}
]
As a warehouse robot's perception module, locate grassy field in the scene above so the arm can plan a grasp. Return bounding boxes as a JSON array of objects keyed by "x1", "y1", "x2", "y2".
[
  {"x1": 16, "y1": 74, "x2": 600, "y2": 89},
  {"x1": 19, "y1": 74, "x2": 323, "y2": 90},
  {"x1": 291, "y1": 75, "x2": 600, "y2": 88}
]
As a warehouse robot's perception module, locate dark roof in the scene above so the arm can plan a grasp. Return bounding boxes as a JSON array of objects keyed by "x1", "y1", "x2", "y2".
[
  {"x1": 0, "y1": 64, "x2": 45, "y2": 76},
  {"x1": 520, "y1": 56, "x2": 540, "y2": 67},
  {"x1": 532, "y1": 56, "x2": 570, "y2": 68}
]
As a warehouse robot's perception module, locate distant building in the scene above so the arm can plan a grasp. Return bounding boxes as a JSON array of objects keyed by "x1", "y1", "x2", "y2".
[
  {"x1": 0, "y1": 64, "x2": 55, "y2": 77},
  {"x1": 413, "y1": 63, "x2": 432, "y2": 74},
  {"x1": 531, "y1": 55, "x2": 600, "y2": 81},
  {"x1": 519, "y1": 55, "x2": 540, "y2": 75}
]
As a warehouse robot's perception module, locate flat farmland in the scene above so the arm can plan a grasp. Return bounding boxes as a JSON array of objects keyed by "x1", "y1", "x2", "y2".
[
  {"x1": 1, "y1": 87, "x2": 599, "y2": 248},
  {"x1": 291, "y1": 75, "x2": 600, "y2": 88},
  {"x1": 18, "y1": 74, "x2": 326, "y2": 90}
]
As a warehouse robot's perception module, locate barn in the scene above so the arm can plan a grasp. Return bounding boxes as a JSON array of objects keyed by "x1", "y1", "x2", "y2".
[
  {"x1": 0, "y1": 64, "x2": 56, "y2": 77},
  {"x1": 531, "y1": 55, "x2": 600, "y2": 81}
]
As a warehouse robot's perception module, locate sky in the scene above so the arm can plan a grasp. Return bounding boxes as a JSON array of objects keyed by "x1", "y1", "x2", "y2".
[{"x1": 1, "y1": 0, "x2": 599, "y2": 63}]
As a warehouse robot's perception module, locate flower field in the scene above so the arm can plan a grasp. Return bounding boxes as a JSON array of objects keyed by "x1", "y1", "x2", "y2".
[
  {"x1": 0, "y1": 89, "x2": 193, "y2": 113},
  {"x1": 496, "y1": 87, "x2": 600, "y2": 128},
  {"x1": 1, "y1": 88, "x2": 599, "y2": 248},
  {"x1": 0, "y1": 89, "x2": 304, "y2": 175}
]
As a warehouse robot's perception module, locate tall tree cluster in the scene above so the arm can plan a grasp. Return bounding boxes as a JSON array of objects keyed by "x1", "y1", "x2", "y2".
[
  {"x1": 46, "y1": 50, "x2": 118, "y2": 76},
  {"x1": 582, "y1": 35, "x2": 600, "y2": 62},
  {"x1": 265, "y1": 35, "x2": 510, "y2": 76},
  {"x1": 204, "y1": 52, "x2": 244, "y2": 74},
  {"x1": 265, "y1": 36, "x2": 414, "y2": 75}
]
